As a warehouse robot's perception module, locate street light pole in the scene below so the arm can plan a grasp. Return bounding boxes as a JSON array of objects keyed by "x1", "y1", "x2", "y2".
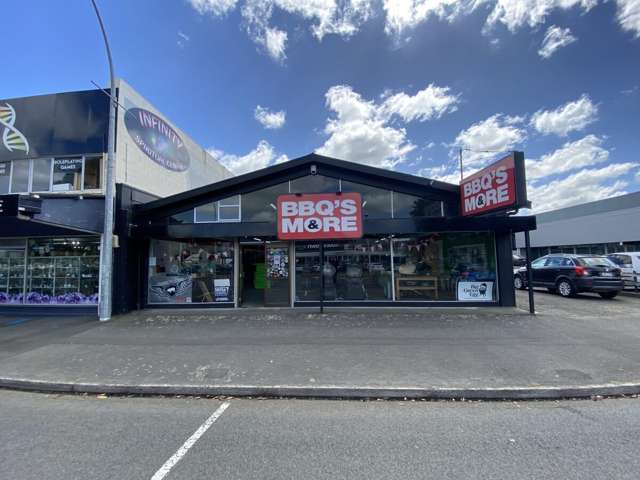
[{"x1": 91, "y1": 0, "x2": 117, "y2": 322}]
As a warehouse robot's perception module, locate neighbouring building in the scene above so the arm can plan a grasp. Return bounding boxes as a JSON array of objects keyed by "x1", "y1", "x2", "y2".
[
  {"x1": 515, "y1": 191, "x2": 640, "y2": 259},
  {"x1": 0, "y1": 80, "x2": 231, "y2": 315}
]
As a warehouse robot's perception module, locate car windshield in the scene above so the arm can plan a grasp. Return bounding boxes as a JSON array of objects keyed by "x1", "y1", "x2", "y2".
[
  {"x1": 577, "y1": 257, "x2": 617, "y2": 268},
  {"x1": 608, "y1": 255, "x2": 632, "y2": 267}
]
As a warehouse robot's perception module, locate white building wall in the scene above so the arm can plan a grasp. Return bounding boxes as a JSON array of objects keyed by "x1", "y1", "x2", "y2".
[{"x1": 115, "y1": 79, "x2": 232, "y2": 197}]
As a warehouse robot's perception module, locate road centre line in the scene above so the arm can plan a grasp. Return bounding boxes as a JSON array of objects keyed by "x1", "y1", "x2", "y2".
[{"x1": 150, "y1": 401, "x2": 230, "y2": 480}]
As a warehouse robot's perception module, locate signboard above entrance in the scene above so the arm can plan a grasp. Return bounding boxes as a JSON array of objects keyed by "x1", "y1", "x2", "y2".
[
  {"x1": 277, "y1": 192, "x2": 363, "y2": 240},
  {"x1": 460, "y1": 151, "x2": 528, "y2": 216}
]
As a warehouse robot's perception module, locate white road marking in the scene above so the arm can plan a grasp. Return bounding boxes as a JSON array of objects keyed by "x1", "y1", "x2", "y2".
[{"x1": 150, "y1": 402, "x2": 230, "y2": 480}]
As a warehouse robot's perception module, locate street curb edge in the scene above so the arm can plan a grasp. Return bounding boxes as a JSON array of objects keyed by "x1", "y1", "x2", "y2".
[{"x1": 1, "y1": 378, "x2": 640, "y2": 400}]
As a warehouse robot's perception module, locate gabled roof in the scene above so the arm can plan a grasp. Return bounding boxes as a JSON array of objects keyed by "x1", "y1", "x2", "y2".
[{"x1": 135, "y1": 153, "x2": 459, "y2": 217}]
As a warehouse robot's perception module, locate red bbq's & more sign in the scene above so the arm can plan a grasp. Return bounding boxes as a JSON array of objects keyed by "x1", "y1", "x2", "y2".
[
  {"x1": 277, "y1": 192, "x2": 363, "y2": 241},
  {"x1": 460, "y1": 151, "x2": 528, "y2": 216}
]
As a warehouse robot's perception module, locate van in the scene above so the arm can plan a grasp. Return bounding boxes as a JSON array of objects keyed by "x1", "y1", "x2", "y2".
[{"x1": 607, "y1": 253, "x2": 640, "y2": 290}]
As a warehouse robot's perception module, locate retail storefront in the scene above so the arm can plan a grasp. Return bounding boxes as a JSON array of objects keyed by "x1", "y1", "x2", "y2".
[
  {"x1": 135, "y1": 153, "x2": 535, "y2": 309},
  {"x1": 0, "y1": 82, "x2": 231, "y2": 316}
]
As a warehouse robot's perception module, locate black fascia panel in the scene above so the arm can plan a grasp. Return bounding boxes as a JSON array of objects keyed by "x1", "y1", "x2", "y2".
[{"x1": 134, "y1": 153, "x2": 460, "y2": 221}]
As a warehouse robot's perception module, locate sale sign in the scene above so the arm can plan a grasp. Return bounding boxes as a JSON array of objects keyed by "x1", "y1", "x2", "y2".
[
  {"x1": 277, "y1": 192, "x2": 363, "y2": 240},
  {"x1": 460, "y1": 154, "x2": 519, "y2": 216}
]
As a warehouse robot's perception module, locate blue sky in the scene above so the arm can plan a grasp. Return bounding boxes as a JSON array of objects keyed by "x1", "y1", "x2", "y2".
[{"x1": 4, "y1": 0, "x2": 640, "y2": 212}]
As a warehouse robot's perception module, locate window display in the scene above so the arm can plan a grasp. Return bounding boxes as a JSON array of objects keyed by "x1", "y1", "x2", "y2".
[
  {"x1": 0, "y1": 243, "x2": 26, "y2": 304},
  {"x1": 25, "y1": 237, "x2": 100, "y2": 304},
  {"x1": 295, "y1": 238, "x2": 392, "y2": 301},
  {"x1": 393, "y1": 232, "x2": 497, "y2": 301},
  {"x1": 148, "y1": 239, "x2": 234, "y2": 304}
]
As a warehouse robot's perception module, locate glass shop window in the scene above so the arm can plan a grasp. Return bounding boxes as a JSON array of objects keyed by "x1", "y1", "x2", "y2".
[
  {"x1": 193, "y1": 195, "x2": 240, "y2": 223},
  {"x1": 25, "y1": 237, "x2": 100, "y2": 304},
  {"x1": 218, "y1": 195, "x2": 240, "y2": 221},
  {"x1": 52, "y1": 158, "x2": 83, "y2": 191},
  {"x1": 31, "y1": 158, "x2": 52, "y2": 192},
  {"x1": 0, "y1": 161, "x2": 9, "y2": 194},
  {"x1": 241, "y1": 182, "x2": 289, "y2": 222},
  {"x1": 294, "y1": 238, "x2": 393, "y2": 301},
  {"x1": 148, "y1": 239, "x2": 235, "y2": 304},
  {"x1": 10, "y1": 160, "x2": 29, "y2": 193},
  {"x1": 83, "y1": 156, "x2": 102, "y2": 189},
  {"x1": 393, "y1": 232, "x2": 497, "y2": 302},
  {"x1": 290, "y1": 175, "x2": 339, "y2": 194},
  {"x1": 393, "y1": 192, "x2": 442, "y2": 218},
  {"x1": 194, "y1": 202, "x2": 217, "y2": 222},
  {"x1": 0, "y1": 241, "x2": 26, "y2": 304},
  {"x1": 340, "y1": 180, "x2": 391, "y2": 219}
]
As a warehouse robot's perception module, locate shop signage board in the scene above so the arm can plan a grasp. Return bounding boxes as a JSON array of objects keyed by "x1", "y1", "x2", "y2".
[
  {"x1": 0, "y1": 195, "x2": 18, "y2": 217},
  {"x1": 0, "y1": 90, "x2": 109, "y2": 161},
  {"x1": 277, "y1": 192, "x2": 363, "y2": 241},
  {"x1": 124, "y1": 107, "x2": 191, "y2": 172},
  {"x1": 53, "y1": 158, "x2": 83, "y2": 172},
  {"x1": 457, "y1": 281, "x2": 494, "y2": 301},
  {"x1": 460, "y1": 151, "x2": 528, "y2": 216}
]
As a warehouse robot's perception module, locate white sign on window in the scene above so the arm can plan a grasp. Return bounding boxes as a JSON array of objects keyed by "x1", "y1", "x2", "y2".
[{"x1": 457, "y1": 281, "x2": 494, "y2": 301}]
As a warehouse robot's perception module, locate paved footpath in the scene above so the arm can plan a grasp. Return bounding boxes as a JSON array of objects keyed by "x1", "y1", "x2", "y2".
[
  {"x1": 0, "y1": 290, "x2": 639, "y2": 398},
  {"x1": 1, "y1": 390, "x2": 639, "y2": 480}
]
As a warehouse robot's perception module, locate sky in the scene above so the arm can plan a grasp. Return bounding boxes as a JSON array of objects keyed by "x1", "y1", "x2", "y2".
[{"x1": 4, "y1": 0, "x2": 640, "y2": 213}]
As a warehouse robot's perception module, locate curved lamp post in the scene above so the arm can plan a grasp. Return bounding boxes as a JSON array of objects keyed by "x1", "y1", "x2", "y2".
[{"x1": 91, "y1": 0, "x2": 116, "y2": 322}]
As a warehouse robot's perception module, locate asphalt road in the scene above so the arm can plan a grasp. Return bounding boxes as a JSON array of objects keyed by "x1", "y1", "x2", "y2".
[{"x1": 1, "y1": 390, "x2": 639, "y2": 479}]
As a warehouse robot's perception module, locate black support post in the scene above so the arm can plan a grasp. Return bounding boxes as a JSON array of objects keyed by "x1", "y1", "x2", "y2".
[
  {"x1": 319, "y1": 241, "x2": 325, "y2": 314},
  {"x1": 525, "y1": 230, "x2": 535, "y2": 314}
]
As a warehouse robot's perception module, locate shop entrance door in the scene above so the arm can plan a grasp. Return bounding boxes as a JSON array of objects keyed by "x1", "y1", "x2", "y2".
[
  {"x1": 264, "y1": 242, "x2": 290, "y2": 307},
  {"x1": 239, "y1": 244, "x2": 265, "y2": 307},
  {"x1": 239, "y1": 242, "x2": 290, "y2": 307}
]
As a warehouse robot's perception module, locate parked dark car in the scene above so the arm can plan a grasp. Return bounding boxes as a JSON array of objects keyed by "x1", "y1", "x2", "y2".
[{"x1": 514, "y1": 254, "x2": 623, "y2": 299}]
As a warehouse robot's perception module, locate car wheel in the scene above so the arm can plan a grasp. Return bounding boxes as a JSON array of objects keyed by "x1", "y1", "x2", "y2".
[
  {"x1": 514, "y1": 275, "x2": 524, "y2": 290},
  {"x1": 556, "y1": 279, "x2": 575, "y2": 298},
  {"x1": 598, "y1": 291, "x2": 618, "y2": 299}
]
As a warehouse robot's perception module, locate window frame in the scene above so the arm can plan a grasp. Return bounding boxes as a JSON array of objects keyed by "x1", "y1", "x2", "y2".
[
  {"x1": 194, "y1": 194, "x2": 241, "y2": 224},
  {"x1": 3, "y1": 155, "x2": 104, "y2": 194}
]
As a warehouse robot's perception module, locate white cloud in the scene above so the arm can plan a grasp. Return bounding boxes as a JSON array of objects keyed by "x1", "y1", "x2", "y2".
[
  {"x1": 528, "y1": 163, "x2": 638, "y2": 212},
  {"x1": 177, "y1": 31, "x2": 190, "y2": 48},
  {"x1": 254, "y1": 105, "x2": 286, "y2": 129},
  {"x1": 188, "y1": 0, "x2": 238, "y2": 16},
  {"x1": 538, "y1": 25, "x2": 577, "y2": 58},
  {"x1": 530, "y1": 94, "x2": 597, "y2": 136},
  {"x1": 239, "y1": 0, "x2": 373, "y2": 61},
  {"x1": 263, "y1": 27, "x2": 288, "y2": 62},
  {"x1": 616, "y1": 0, "x2": 640, "y2": 37},
  {"x1": 453, "y1": 113, "x2": 527, "y2": 167},
  {"x1": 383, "y1": 0, "x2": 466, "y2": 36},
  {"x1": 484, "y1": 0, "x2": 597, "y2": 32},
  {"x1": 209, "y1": 140, "x2": 288, "y2": 175},
  {"x1": 380, "y1": 84, "x2": 459, "y2": 122},
  {"x1": 418, "y1": 164, "x2": 461, "y2": 184},
  {"x1": 526, "y1": 134, "x2": 609, "y2": 180},
  {"x1": 316, "y1": 83, "x2": 460, "y2": 168},
  {"x1": 188, "y1": 0, "x2": 640, "y2": 59}
]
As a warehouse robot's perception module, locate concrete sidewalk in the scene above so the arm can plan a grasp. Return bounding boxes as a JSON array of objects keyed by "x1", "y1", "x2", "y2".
[{"x1": 1, "y1": 292, "x2": 640, "y2": 399}]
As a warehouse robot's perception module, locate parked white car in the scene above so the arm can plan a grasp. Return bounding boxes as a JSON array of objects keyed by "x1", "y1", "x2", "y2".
[{"x1": 607, "y1": 253, "x2": 640, "y2": 290}]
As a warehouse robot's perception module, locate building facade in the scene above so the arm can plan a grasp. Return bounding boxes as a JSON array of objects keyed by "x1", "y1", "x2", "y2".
[
  {"x1": 133, "y1": 154, "x2": 535, "y2": 309},
  {"x1": 0, "y1": 81, "x2": 231, "y2": 314},
  {"x1": 514, "y1": 191, "x2": 640, "y2": 259}
]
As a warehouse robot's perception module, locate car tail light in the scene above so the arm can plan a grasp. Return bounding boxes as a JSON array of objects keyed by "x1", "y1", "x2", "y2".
[{"x1": 575, "y1": 266, "x2": 589, "y2": 276}]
